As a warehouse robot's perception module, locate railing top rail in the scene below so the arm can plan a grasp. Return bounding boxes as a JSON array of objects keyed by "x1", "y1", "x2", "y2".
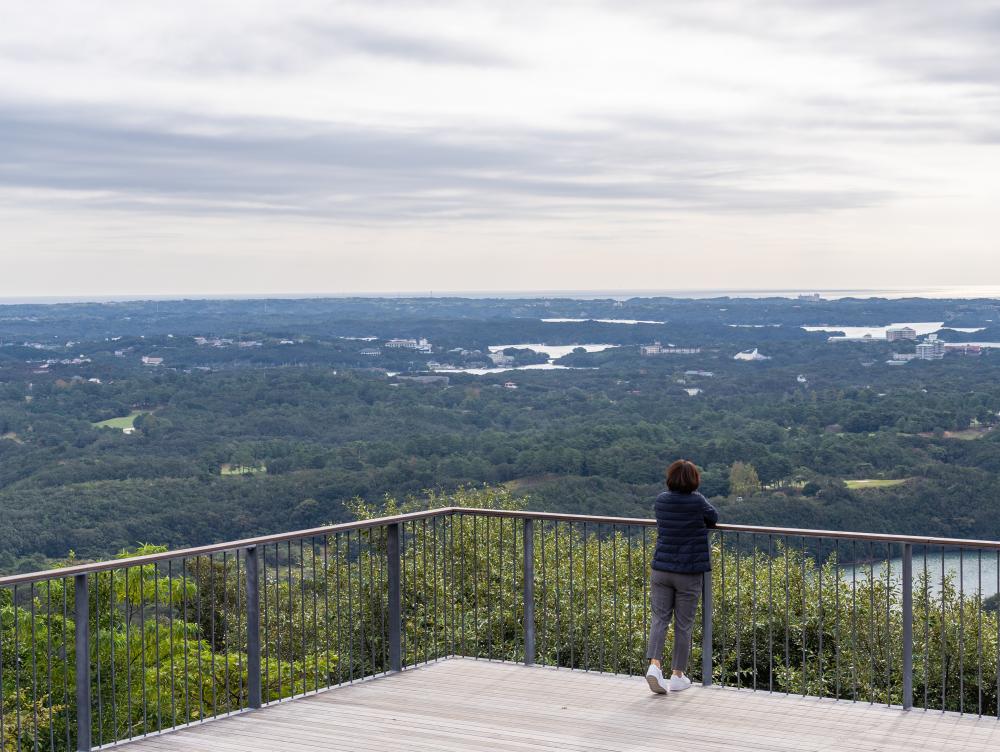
[
  {"x1": 3, "y1": 505, "x2": 1000, "y2": 587},
  {"x1": 459, "y1": 509, "x2": 1000, "y2": 549},
  {"x1": 712, "y1": 522, "x2": 1000, "y2": 550},
  {"x1": 0, "y1": 507, "x2": 450, "y2": 587}
]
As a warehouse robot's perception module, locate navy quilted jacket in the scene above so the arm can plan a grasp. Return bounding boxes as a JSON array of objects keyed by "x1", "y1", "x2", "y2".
[{"x1": 651, "y1": 491, "x2": 719, "y2": 573}]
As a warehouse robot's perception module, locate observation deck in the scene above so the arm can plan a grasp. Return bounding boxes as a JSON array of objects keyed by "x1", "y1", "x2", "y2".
[
  {"x1": 2, "y1": 507, "x2": 1000, "y2": 751},
  {"x1": 115, "y1": 658, "x2": 999, "y2": 752}
]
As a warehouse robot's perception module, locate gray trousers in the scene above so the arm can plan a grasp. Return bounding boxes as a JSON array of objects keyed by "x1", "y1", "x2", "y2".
[{"x1": 645, "y1": 569, "x2": 703, "y2": 671}]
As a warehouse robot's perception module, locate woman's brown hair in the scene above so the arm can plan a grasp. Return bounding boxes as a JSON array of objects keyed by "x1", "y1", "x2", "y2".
[{"x1": 665, "y1": 459, "x2": 700, "y2": 494}]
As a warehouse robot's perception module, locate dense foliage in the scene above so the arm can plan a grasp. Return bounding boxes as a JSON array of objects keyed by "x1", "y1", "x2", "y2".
[{"x1": 3, "y1": 296, "x2": 1000, "y2": 572}]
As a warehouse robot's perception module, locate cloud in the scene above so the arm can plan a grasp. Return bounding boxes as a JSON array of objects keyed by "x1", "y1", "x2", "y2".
[
  {"x1": 0, "y1": 0, "x2": 998, "y2": 294},
  {"x1": 305, "y1": 22, "x2": 514, "y2": 67},
  {"x1": 163, "y1": 20, "x2": 514, "y2": 75},
  {"x1": 0, "y1": 101, "x2": 896, "y2": 224}
]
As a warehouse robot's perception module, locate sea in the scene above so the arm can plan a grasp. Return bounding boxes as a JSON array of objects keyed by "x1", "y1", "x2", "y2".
[
  {"x1": 5, "y1": 286, "x2": 1000, "y2": 304},
  {"x1": 844, "y1": 552, "x2": 1000, "y2": 599}
]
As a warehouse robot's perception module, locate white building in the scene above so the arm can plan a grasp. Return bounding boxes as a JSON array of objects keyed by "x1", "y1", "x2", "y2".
[
  {"x1": 141, "y1": 356, "x2": 163, "y2": 366},
  {"x1": 915, "y1": 338, "x2": 945, "y2": 360},
  {"x1": 640, "y1": 342, "x2": 664, "y2": 355},
  {"x1": 641, "y1": 341, "x2": 701, "y2": 355},
  {"x1": 384, "y1": 337, "x2": 433, "y2": 352},
  {"x1": 734, "y1": 348, "x2": 771, "y2": 361},
  {"x1": 886, "y1": 326, "x2": 918, "y2": 341}
]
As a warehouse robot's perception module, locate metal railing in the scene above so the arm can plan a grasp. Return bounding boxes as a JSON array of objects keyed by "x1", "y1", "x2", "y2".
[{"x1": 1, "y1": 508, "x2": 999, "y2": 750}]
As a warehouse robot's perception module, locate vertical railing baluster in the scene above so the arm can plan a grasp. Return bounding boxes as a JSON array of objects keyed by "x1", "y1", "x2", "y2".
[
  {"x1": 596, "y1": 525, "x2": 602, "y2": 673},
  {"x1": 885, "y1": 543, "x2": 891, "y2": 708},
  {"x1": 902, "y1": 543, "x2": 913, "y2": 710},
  {"x1": 31, "y1": 582, "x2": 40, "y2": 748},
  {"x1": 922, "y1": 548, "x2": 929, "y2": 710},
  {"x1": 752, "y1": 533, "x2": 758, "y2": 690},
  {"x1": 816, "y1": 537, "x2": 822, "y2": 696},
  {"x1": 959, "y1": 548, "x2": 965, "y2": 714},
  {"x1": 768, "y1": 535, "x2": 774, "y2": 693},
  {"x1": 834, "y1": 540, "x2": 840, "y2": 700},
  {"x1": 433, "y1": 518, "x2": 439, "y2": 663},
  {"x1": 14, "y1": 584, "x2": 21, "y2": 749},
  {"x1": 523, "y1": 518, "x2": 535, "y2": 666},
  {"x1": 940, "y1": 548, "x2": 946, "y2": 711},
  {"x1": 323, "y1": 536, "x2": 331, "y2": 687},
  {"x1": 851, "y1": 540, "x2": 857, "y2": 702},
  {"x1": 421, "y1": 519, "x2": 429, "y2": 665},
  {"x1": 246, "y1": 546, "x2": 262, "y2": 709},
  {"x1": 702, "y1": 557, "x2": 713, "y2": 687},
  {"x1": 568, "y1": 522, "x2": 575, "y2": 670},
  {"x1": 181, "y1": 558, "x2": 191, "y2": 721},
  {"x1": 977, "y1": 549, "x2": 983, "y2": 717},
  {"x1": 784, "y1": 537, "x2": 791, "y2": 690},
  {"x1": 74, "y1": 574, "x2": 91, "y2": 752},
  {"x1": 735, "y1": 532, "x2": 742, "y2": 689},
  {"x1": 387, "y1": 522, "x2": 402, "y2": 672},
  {"x1": 167, "y1": 560, "x2": 176, "y2": 727},
  {"x1": 449, "y1": 512, "x2": 456, "y2": 658},
  {"x1": 555, "y1": 522, "x2": 562, "y2": 669},
  {"x1": 583, "y1": 522, "x2": 589, "y2": 671},
  {"x1": 46, "y1": 580, "x2": 55, "y2": 750},
  {"x1": 625, "y1": 526, "x2": 632, "y2": 675}
]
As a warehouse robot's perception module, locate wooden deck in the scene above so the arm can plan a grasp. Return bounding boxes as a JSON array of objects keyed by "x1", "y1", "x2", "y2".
[{"x1": 118, "y1": 658, "x2": 999, "y2": 752}]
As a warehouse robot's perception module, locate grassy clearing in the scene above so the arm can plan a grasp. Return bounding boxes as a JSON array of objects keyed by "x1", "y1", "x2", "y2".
[
  {"x1": 941, "y1": 428, "x2": 993, "y2": 440},
  {"x1": 220, "y1": 464, "x2": 267, "y2": 476},
  {"x1": 913, "y1": 427, "x2": 994, "y2": 440},
  {"x1": 504, "y1": 473, "x2": 567, "y2": 491},
  {"x1": 92, "y1": 411, "x2": 146, "y2": 429},
  {"x1": 845, "y1": 478, "x2": 909, "y2": 490}
]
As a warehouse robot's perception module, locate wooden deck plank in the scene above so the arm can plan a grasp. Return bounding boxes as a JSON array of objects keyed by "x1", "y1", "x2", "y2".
[{"x1": 114, "y1": 658, "x2": 1000, "y2": 752}]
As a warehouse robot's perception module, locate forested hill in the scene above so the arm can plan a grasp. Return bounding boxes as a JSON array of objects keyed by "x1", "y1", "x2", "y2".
[
  {"x1": 1, "y1": 294, "x2": 997, "y2": 340},
  {"x1": 2, "y1": 295, "x2": 1000, "y2": 573}
]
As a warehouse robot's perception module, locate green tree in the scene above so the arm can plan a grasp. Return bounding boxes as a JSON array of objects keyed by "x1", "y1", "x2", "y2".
[{"x1": 729, "y1": 462, "x2": 761, "y2": 497}]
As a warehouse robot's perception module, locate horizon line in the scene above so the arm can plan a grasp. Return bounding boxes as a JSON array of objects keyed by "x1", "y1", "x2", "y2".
[{"x1": 3, "y1": 285, "x2": 1000, "y2": 306}]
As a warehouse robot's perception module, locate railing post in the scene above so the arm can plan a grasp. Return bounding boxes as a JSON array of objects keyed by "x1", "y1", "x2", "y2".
[
  {"x1": 74, "y1": 574, "x2": 91, "y2": 752},
  {"x1": 701, "y1": 567, "x2": 713, "y2": 687},
  {"x1": 902, "y1": 543, "x2": 913, "y2": 710},
  {"x1": 245, "y1": 546, "x2": 262, "y2": 709},
  {"x1": 523, "y1": 518, "x2": 535, "y2": 666},
  {"x1": 387, "y1": 522, "x2": 402, "y2": 672}
]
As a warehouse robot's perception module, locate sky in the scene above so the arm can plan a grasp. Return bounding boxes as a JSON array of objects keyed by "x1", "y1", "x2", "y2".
[{"x1": 1, "y1": 0, "x2": 999, "y2": 298}]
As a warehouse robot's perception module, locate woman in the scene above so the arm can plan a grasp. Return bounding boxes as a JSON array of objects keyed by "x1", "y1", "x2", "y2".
[{"x1": 645, "y1": 459, "x2": 718, "y2": 694}]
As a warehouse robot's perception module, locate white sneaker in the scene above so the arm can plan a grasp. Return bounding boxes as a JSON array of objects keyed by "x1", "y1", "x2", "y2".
[
  {"x1": 645, "y1": 665, "x2": 670, "y2": 695},
  {"x1": 668, "y1": 674, "x2": 692, "y2": 692}
]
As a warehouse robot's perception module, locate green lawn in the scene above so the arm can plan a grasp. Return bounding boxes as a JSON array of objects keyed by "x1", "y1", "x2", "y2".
[
  {"x1": 92, "y1": 411, "x2": 146, "y2": 429},
  {"x1": 942, "y1": 428, "x2": 993, "y2": 440},
  {"x1": 220, "y1": 464, "x2": 267, "y2": 476},
  {"x1": 503, "y1": 473, "x2": 564, "y2": 491},
  {"x1": 912, "y1": 427, "x2": 994, "y2": 440},
  {"x1": 845, "y1": 478, "x2": 909, "y2": 489}
]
